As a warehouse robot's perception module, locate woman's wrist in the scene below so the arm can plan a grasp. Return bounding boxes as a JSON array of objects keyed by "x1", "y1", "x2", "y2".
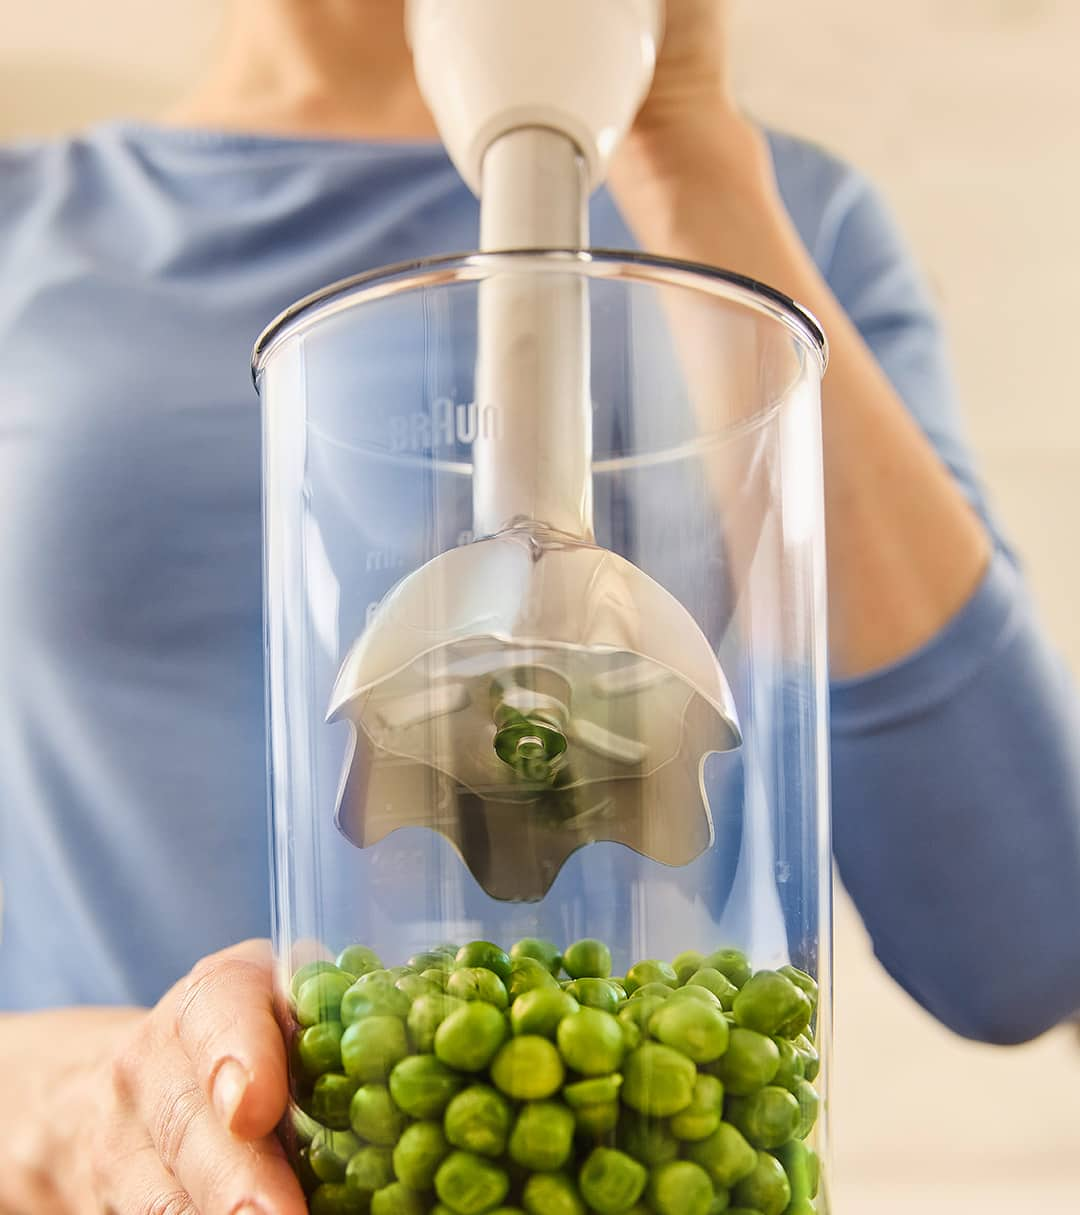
[{"x1": 610, "y1": 104, "x2": 778, "y2": 252}]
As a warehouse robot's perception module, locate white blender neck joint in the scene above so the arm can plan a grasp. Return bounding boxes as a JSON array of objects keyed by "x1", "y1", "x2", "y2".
[{"x1": 406, "y1": 0, "x2": 665, "y2": 193}]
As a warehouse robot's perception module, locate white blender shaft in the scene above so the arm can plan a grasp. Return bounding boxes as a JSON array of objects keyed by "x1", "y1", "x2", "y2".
[
  {"x1": 474, "y1": 130, "x2": 593, "y2": 537},
  {"x1": 408, "y1": 0, "x2": 665, "y2": 538},
  {"x1": 405, "y1": 0, "x2": 664, "y2": 196}
]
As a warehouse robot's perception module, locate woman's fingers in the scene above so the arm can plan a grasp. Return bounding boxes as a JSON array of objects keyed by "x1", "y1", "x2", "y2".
[
  {"x1": 94, "y1": 1118, "x2": 198, "y2": 1215},
  {"x1": 171, "y1": 940, "x2": 290, "y2": 1141},
  {"x1": 124, "y1": 1031, "x2": 304, "y2": 1215}
]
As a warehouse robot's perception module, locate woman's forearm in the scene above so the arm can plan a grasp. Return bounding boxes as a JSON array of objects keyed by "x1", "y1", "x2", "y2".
[
  {"x1": 610, "y1": 112, "x2": 991, "y2": 677},
  {"x1": 0, "y1": 1008, "x2": 142, "y2": 1213}
]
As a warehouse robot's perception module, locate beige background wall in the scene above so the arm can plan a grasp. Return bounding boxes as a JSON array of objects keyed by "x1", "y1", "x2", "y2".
[{"x1": 3, "y1": 3, "x2": 1079, "y2": 1211}]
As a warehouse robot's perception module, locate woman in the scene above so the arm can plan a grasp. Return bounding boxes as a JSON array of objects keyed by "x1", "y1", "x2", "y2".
[{"x1": 2, "y1": 1, "x2": 1078, "y2": 1211}]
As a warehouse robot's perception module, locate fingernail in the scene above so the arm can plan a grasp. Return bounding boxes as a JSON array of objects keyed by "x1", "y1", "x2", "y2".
[
  {"x1": 231, "y1": 1205, "x2": 265, "y2": 1215},
  {"x1": 212, "y1": 1057, "x2": 251, "y2": 1131}
]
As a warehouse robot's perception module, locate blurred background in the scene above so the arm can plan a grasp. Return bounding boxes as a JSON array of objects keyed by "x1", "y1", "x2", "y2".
[{"x1": 3, "y1": 1, "x2": 1079, "y2": 1211}]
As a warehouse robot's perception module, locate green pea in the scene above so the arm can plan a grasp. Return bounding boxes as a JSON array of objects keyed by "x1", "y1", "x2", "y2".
[
  {"x1": 726, "y1": 1087, "x2": 801, "y2": 1150},
  {"x1": 618, "y1": 995, "x2": 667, "y2": 1035},
  {"x1": 671, "y1": 950, "x2": 705, "y2": 985},
  {"x1": 435, "y1": 1003, "x2": 509, "y2": 1072},
  {"x1": 356, "y1": 969, "x2": 396, "y2": 986},
  {"x1": 619, "y1": 1017, "x2": 642, "y2": 1052},
  {"x1": 562, "y1": 939, "x2": 613, "y2": 980},
  {"x1": 446, "y1": 967, "x2": 510, "y2": 1009},
  {"x1": 435, "y1": 1150, "x2": 511, "y2": 1215},
  {"x1": 396, "y1": 974, "x2": 443, "y2": 1001},
  {"x1": 311, "y1": 1181, "x2": 368, "y2": 1214},
  {"x1": 393, "y1": 1121, "x2": 451, "y2": 1190},
  {"x1": 491, "y1": 1035, "x2": 565, "y2": 1099},
  {"x1": 298, "y1": 971, "x2": 356, "y2": 1027},
  {"x1": 523, "y1": 1172, "x2": 586, "y2": 1215},
  {"x1": 508, "y1": 957, "x2": 560, "y2": 1000},
  {"x1": 372, "y1": 1181, "x2": 427, "y2": 1215},
  {"x1": 454, "y1": 941, "x2": 513, "y2": 985},
  {"x1": 300, "y1": 1021, "x2": 345, "y2": 1077},
  {"x1": 684, "y1": 1123, "x2": 758, "y2": 1188},
  {"x1": 779, "y1": 966, "x2": 819, "y2": 1014},
  {"x1": 309, "y1": 1129, "x2": 362, "y2": 1183},
  {"x1": 732, "y1": 972, "x2": 811, "y2": 1038},
  {"x1": 794, "y1": 1034, "x2": 820, "y2": 1083},
  {"x1": 710, "y1": 1028, "x2": 780, "y2": 1095},
  {"x1": 342, "y1": 979, "x2": 411, "y2": 1024},
  {"x1": 311, "y1": 1073, "x2": 360, "y2": 1130},
  {"x1": 574, "y1": 1102, "x2": 620, "y2": 1137},
  {"x1": 510, "y1": 938, "x2": 563, "y2": 977},
  {"x1": 346, "y1": 1145, "x2": 395, "y2": 1199},
  {"x1": 565, "y1": 979, "x2": 621, "y2": 1015},
  {"x1": 667, "y1": 985, "x2": 723, "y2": 1009},
  {"x1": 628, "y1": 983, "x2": 674, "y2": 1003},
  {"x1": 563, "y1": 1075, "x2": 623, "y2": 1108},
  {"x1": 337, "y1": 945, "x2": 383, "y2": 978},
  {"x1": 793, "y1": 1079, "x2": 820, "y2": 1139},
  {"x1": 410, "y1": 951, "x2": 453, "y2": 972},
  {"x1": 408, "y1": 993, "x2": 467, "y2": 1053},
  {"x1": 557, "y1": 1008, "x2": 625, "y2": 1076},
  {"x1": 444, "y1": 1085, "x2": 514, "y2": 1157},
  {"x1": 686, "y1": 969, "x2": 739, "y2": 1011},
  {"x1": 646, "y1": 1161, "x2": 714, "y2": 1215},
  {"x1": 670, "y1": 1074, "x2": 725, "y2": 1142},
  {"x1": 730, "y1": 1151, "x2": 791, "y2": 1215},
  {"x1": 772, "y1": 1038, "x2": 806, "y2": 1092},
  {"x1": 297, "y1": 1146, "x2": 321, "y2": 1197},
  {"x1": 806, "y1": 1147, "x2": 820, "y2": 1198},
  {"x1": 509, "y1": 1101, "x2": 576, "y2": 1171},
  {"x1": 617, "y1": 1112, "x2": 680, "y2": 1166},
  {"x1": 341, "y1": 1015, "x2": 409, "y2": 1083},
  {"x1": 623, "y1": 961, "x2": 678, "y2": 996},
  {"x1": 511, "y1": 988, "x2": 580, "y2": 1039},
  {"x1": 349, "y1": 1083, "x2": 407, "y2": 1146},
  {"x1": 648, "y1": 1000, "x2": 729, "y2": 1064},
  {"x1": 578, "y1": 1148, "x2": 648, "y2": 1215},
  {"x1": 700, "y1": 950, "x2": 752, "y2": 989},
  {"x1": 390, "y1": 1054, "x2": 465, "y2": 1119},
  {"x1": 292, "y1": 961, "x2": 345, "y2": 1002},
  {"x1": 621, "y1": 1043, "x2": 697, "y2": 1117},
  {"x1": 770, "y1": 1140, "x2": 814, "y2": 1204}
]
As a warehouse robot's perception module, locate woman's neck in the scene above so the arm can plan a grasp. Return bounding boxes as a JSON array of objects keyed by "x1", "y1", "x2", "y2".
[{"x1": 165, "y1": 0, "x2": 439, "y2": 141}]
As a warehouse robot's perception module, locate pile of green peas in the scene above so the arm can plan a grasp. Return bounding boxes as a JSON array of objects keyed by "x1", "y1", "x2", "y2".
[{"x1": 286, "y1": 938, "x2": 823, "y2": 1215}]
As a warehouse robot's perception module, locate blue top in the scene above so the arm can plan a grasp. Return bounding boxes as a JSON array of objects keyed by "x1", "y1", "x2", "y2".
[{"x1": 1, "y1": 122, "x2": 1079, "y2": 1042}]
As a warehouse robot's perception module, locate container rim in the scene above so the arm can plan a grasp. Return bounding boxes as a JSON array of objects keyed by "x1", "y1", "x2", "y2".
[{"x1": 251, "y1": 248, "x2": 828, "y2": 384}]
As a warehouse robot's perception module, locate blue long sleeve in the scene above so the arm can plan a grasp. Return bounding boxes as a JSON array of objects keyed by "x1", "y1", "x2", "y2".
[
  {"x1": 816, "y1": 158, "x2": 1080, "y2": 1042},
  {"x1": 832, "y1": 554, "x2": 1080, "y2": 1042}
]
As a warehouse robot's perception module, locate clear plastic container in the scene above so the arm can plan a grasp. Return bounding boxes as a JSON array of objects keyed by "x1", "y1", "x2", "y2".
[{"x1": 254, "y1": 251, "x2": 831, "y2": 1215}]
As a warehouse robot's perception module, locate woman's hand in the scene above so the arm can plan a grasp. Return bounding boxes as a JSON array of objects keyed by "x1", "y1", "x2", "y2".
[
  {"x1": 631, "y1": 0, "x2": 734, "y2": 135},
  {"x1": 612, "y1": 0, "x2": 768, "y2": 221},
  {"x1": 4, "y1": 940, "x2": 306, "y2": 1215}
]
